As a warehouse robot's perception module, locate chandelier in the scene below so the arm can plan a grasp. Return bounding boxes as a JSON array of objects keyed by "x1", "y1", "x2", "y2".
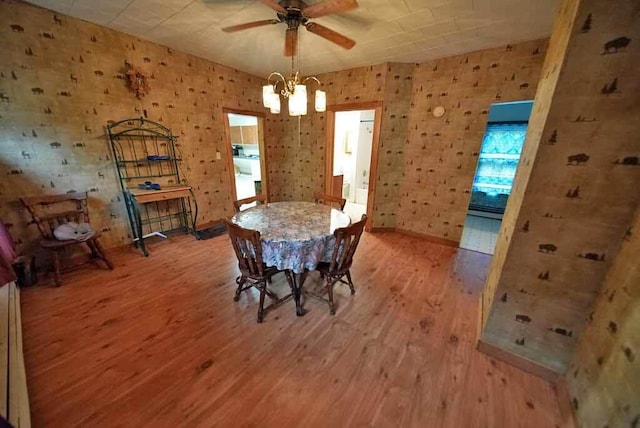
[{"x1": 262, "y1": 32, "x2": 326, "y2": 116}]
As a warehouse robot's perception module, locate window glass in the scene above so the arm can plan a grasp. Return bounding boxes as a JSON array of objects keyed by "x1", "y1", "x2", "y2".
[{"x1": 472, "y1": 123, "x2": 527, "y2": 196}]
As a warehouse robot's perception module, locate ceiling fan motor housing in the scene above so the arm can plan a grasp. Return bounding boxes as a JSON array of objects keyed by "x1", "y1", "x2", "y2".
[{"x1": 277, "y1": 1, "x2": 309, "y2": 29}]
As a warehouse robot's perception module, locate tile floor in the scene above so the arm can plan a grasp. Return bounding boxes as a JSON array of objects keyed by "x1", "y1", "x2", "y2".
[
  {"x1": 344, "y1": 201, "x2": 367, "y2": 222},
  {"x1": 459, "y1": 214, "x2": 502, "y2": 255},
  {"x1": 234, "y1": 174, "x2": 257, "y2": 200}
]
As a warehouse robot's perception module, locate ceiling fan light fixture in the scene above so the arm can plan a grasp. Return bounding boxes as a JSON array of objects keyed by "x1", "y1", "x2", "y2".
[
  {"x1": 263, "y1": 85, "x2": 275, "y2": 108},
  {"x1": 315, "y1": 90, "x2": 326, "y2": 112}
]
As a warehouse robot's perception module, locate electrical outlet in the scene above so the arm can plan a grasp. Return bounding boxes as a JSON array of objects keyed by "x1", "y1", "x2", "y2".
[{"x1": 216, "y1": 151, "x2": 221, "y2": 160}]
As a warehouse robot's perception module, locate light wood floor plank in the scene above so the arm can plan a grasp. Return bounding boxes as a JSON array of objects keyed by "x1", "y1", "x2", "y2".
[{"x1": 21, "y1": 232, "x2": 564, "y2": 427}]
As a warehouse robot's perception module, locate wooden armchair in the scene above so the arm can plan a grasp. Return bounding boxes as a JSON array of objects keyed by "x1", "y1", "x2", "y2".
[
  {"x1": 314, "y1": 214, "x2": 366, "y2": 315},
  {"x1": 233, "y1": 194, "x2": 267, "y2": 213},
  {"x1": 20, "y1": 192, "x2": 113, "y2": 286},
  {"x1": 313, "y1": 192, "x2": 346, "y2": 211},
  {"x1": 224, "y1": 220, "x2": 291, "y2": 323}
]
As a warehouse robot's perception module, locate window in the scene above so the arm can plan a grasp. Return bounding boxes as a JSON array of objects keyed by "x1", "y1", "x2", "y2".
[{"x1": 472, "y1": 123, "x2": 527, "y2": 196}]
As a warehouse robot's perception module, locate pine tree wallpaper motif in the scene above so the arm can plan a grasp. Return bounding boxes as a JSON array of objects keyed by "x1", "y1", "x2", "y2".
[
  {"x1": 267, "y1": 40, "x2": 548, "y2": 233},
  {"x1": 398, "y1": 39, "x2": 546, "y2": 243},
  {"x1": 568, "y1": 208, "x2": 639, "y2": 427},
  {"x1": 482, "y1": 0, "x2": 640, "y2": 375},
  {"x1": 0, "y1": 0, "x2": 264, "y2": 255}
]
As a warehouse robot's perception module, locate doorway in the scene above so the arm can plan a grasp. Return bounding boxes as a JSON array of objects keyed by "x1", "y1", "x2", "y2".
[
  {"x1": 460, "y1": 100, "x2": 534, "y2": 255},
  {"x1": 223, "y1": 110, "x2": 268, "y2": 203},
  {"x1": 325, "y1": 103, "x2": 382, "y2": 229}
]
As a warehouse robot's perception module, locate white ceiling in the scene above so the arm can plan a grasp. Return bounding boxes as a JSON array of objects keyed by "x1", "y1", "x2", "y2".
[{"x1": 25, "y1": 0, "x2": 558, "y2": 77}]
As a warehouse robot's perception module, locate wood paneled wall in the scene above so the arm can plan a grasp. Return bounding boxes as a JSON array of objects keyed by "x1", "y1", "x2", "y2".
[
  {"x1": 481, "y1": 0, "x2": 640, "y2": 374},
  {"x1": 0, "y1": 0, "x2": 264, "y2": 253}
]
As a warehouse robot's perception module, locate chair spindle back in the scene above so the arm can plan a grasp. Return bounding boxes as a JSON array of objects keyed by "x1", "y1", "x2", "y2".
[
  {"x1": 233, "y1": 194, "x2": 267, "y2": 213},
  {"x1": 313, "y1": 192, "x2": 347, "y2": 211},
  {"x1": 20, "y1": 192, "x2": 90, "y2": 240},
  {"x1": 224, "y1": 220, "x2": 266, "y2": 278},
  {"x1": 329, "y1": 214, "x2": 366, "y2": 273}
]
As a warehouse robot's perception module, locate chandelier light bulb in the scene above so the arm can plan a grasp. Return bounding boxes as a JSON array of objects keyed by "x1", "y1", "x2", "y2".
[
  {"x1": 288, "y1": 84, "x2": 307, "y2": 116},
  {"x1": 262, "y1": 85, "x2": 275, "y2": 108},
  {"x1": 269, "y1": 93, "x2": 281, "y2": 114},
  {"x1": 315, "y1": 90, "x2": 326, "y2": 112}
]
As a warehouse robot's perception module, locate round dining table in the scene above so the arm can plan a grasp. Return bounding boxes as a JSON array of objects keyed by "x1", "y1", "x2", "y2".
[{"x1": 231, "y1": 201, "x2": 351, "y2": 315}]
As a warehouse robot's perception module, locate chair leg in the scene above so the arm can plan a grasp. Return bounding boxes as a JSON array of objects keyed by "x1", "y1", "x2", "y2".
[
  {"x1": 234, "y1": 275, "x2": 246, "y2": 302},
  {"x1": 257, "y1": 281, "x2": 267, "y2": 323},
  {"x1": 326, "y1": 277, "x2": 336, "y2": 316},
  {"x1": 86, "y1": 240, "x2": 98, "y2": 258},
  {"x1": 346, "y1": 270, "x2": 355, "y2": 295},
  {"x1": 52, "y1": 250, "x2": 62, "y2": 287},
  {"x1": 92, "y1": 239, "x2": 113, "y2": 270}
]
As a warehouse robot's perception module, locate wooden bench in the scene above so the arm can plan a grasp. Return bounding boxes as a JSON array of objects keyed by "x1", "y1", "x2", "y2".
[{"x1": 0, "y1": 282, "x2": 30, "y2": 427}]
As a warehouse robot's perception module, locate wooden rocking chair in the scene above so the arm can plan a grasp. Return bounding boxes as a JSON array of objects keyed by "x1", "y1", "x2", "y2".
[{"x1": 20, "y1": 192, "x2": 113, "y2": 286}]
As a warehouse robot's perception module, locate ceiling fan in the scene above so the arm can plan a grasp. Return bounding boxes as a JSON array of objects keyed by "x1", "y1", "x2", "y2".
[{"x1": 221, "y1": 0, "x2": 358, "y2": 56}]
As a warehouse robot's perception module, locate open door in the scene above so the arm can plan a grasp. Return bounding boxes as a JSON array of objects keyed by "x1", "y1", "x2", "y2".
[
  {"x1": 222, "y1": 109, "x2": 269, "y2": 204},
  {"x1": 325, "y1": 102, "x2": 382, "y2": 230}
]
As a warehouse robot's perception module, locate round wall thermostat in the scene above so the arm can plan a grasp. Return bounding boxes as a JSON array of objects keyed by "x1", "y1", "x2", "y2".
[{"x1": 433, "y1": 106, "x2": 446, "y2": 118}]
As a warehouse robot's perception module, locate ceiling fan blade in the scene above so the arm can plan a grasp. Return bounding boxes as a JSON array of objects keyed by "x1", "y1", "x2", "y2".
[
  {"x1": 303, "y1": 0, "x2": 358, "y2": 18},
  {"x1": 258, "y1": 0, "x2": 287, "y2": 13},
  {"x1": 305, "y1": 22, "x2": 355, "y2": 49},
  {"x1": 285, "y1": 28, "x2": 298, "y2": 57},
  {"x1": 222, "y1": 19, "x2": 280, "y2": 33}
]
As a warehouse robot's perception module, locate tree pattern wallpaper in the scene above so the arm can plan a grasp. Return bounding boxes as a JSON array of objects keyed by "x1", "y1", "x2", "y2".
[
  {"x1": 266, "y1": 40, "x2": 548, "y2": 234},
  {"x1": 568, "y1": 207, "x2": 639, "y2": 428},
  {"x1": 0, "y1": 0, "x2": 264, "y2": 255},
  {"x1": 482, "y1": 0, "x2": 640, "y2": 375},
  {"x1": 398, "y1": 39, "x2": 546, "y2": 242}
]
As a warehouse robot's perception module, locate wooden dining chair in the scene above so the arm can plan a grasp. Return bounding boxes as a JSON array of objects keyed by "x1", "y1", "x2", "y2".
[
  {"x1": 314, "y1": 214, "x2": 366, "y2": 315},
  {"x1": 224, "y1": 220, "x2": 290, "y2": 323},
  {"x1": 233, "y1": 194, "x2": 267, "y2": 212},
  {"x1": 20, "y1": 192, "x2": 113, "y2": 286},
  {"x1": 313, "y1": 192, "x2": 346, "y2": 211}
]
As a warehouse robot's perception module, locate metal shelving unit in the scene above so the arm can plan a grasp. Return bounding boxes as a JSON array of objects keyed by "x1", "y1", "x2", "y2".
[{"x1": 106, "y1": 118, "x2": 198, "y2": 256}]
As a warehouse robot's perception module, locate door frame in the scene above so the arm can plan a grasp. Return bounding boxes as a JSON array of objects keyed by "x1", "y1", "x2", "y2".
[
  {"x1": 324, "y1": 101, "x2": 383, "y2": 231},
  {"x1": 222, "y1": 108, "x2": 269, "y2": 203}
]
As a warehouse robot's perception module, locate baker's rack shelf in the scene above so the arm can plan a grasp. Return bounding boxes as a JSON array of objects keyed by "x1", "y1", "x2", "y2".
[{"x1": 106, "y1": 117, "x2": 198, "y2": 256}]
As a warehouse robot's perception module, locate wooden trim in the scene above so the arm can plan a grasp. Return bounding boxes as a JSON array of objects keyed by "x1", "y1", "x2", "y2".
[
  {"x1": 477, "y1": 340, "x2": 560, "y2": 383},
  {"x1": 394, "y1": 228, "x2": 459, "y2": 248},
  {"x1": 256, "y1": 116, "x2": 270, "y2": 201},
  {"x1": 326, "y1": 101, "x2": 383, "y2": 112},
  {"x1": 222, "y1": 114, "x2": 238, "y2": 203},
  {"x1": 366, "y1": 106, "x2": 383, "y2": 232},
  {"x1": 222, "y1": 107, "x2": 266, "y2": 118},
  {"x1": 8, "y1": 284, "x2": 18, "y2": 425},
  {"x1": 324, "y1": 101, "x2": 383, "y2": 232},
  {"x1": 324, "y1": 111, "x2": 335, "y2": 199},
  {"x1": 368, "y1": 226, "x2": 460, "y2": 247},
  {"x1": 555, "y1": 376, "x2": 577, "y2": 428},
  {"x1": 14, "y1": 286, "x2": 30, "y2": 428},
  {"x1": 195, "y1": 219, "x2": 224, "y2": 231},
  {"x1": 0, "y1": 284, "x2": 8, "y2": 418},
  {"x1": 369, "y1": 227, "x2": 395, "y2": 233},
  {"x1": 3, "y1": 282, "x2": 30, "y2": 427}
]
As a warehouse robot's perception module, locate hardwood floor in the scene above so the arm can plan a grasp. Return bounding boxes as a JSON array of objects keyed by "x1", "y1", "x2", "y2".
[{"x1": 21, "y1": 232, "x2": 565, "y2": 427}]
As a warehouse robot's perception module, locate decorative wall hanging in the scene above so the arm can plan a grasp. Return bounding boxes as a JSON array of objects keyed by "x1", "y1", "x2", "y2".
[{"x1": 125, "y1": 64, "x2": 150, "y2": 99}]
